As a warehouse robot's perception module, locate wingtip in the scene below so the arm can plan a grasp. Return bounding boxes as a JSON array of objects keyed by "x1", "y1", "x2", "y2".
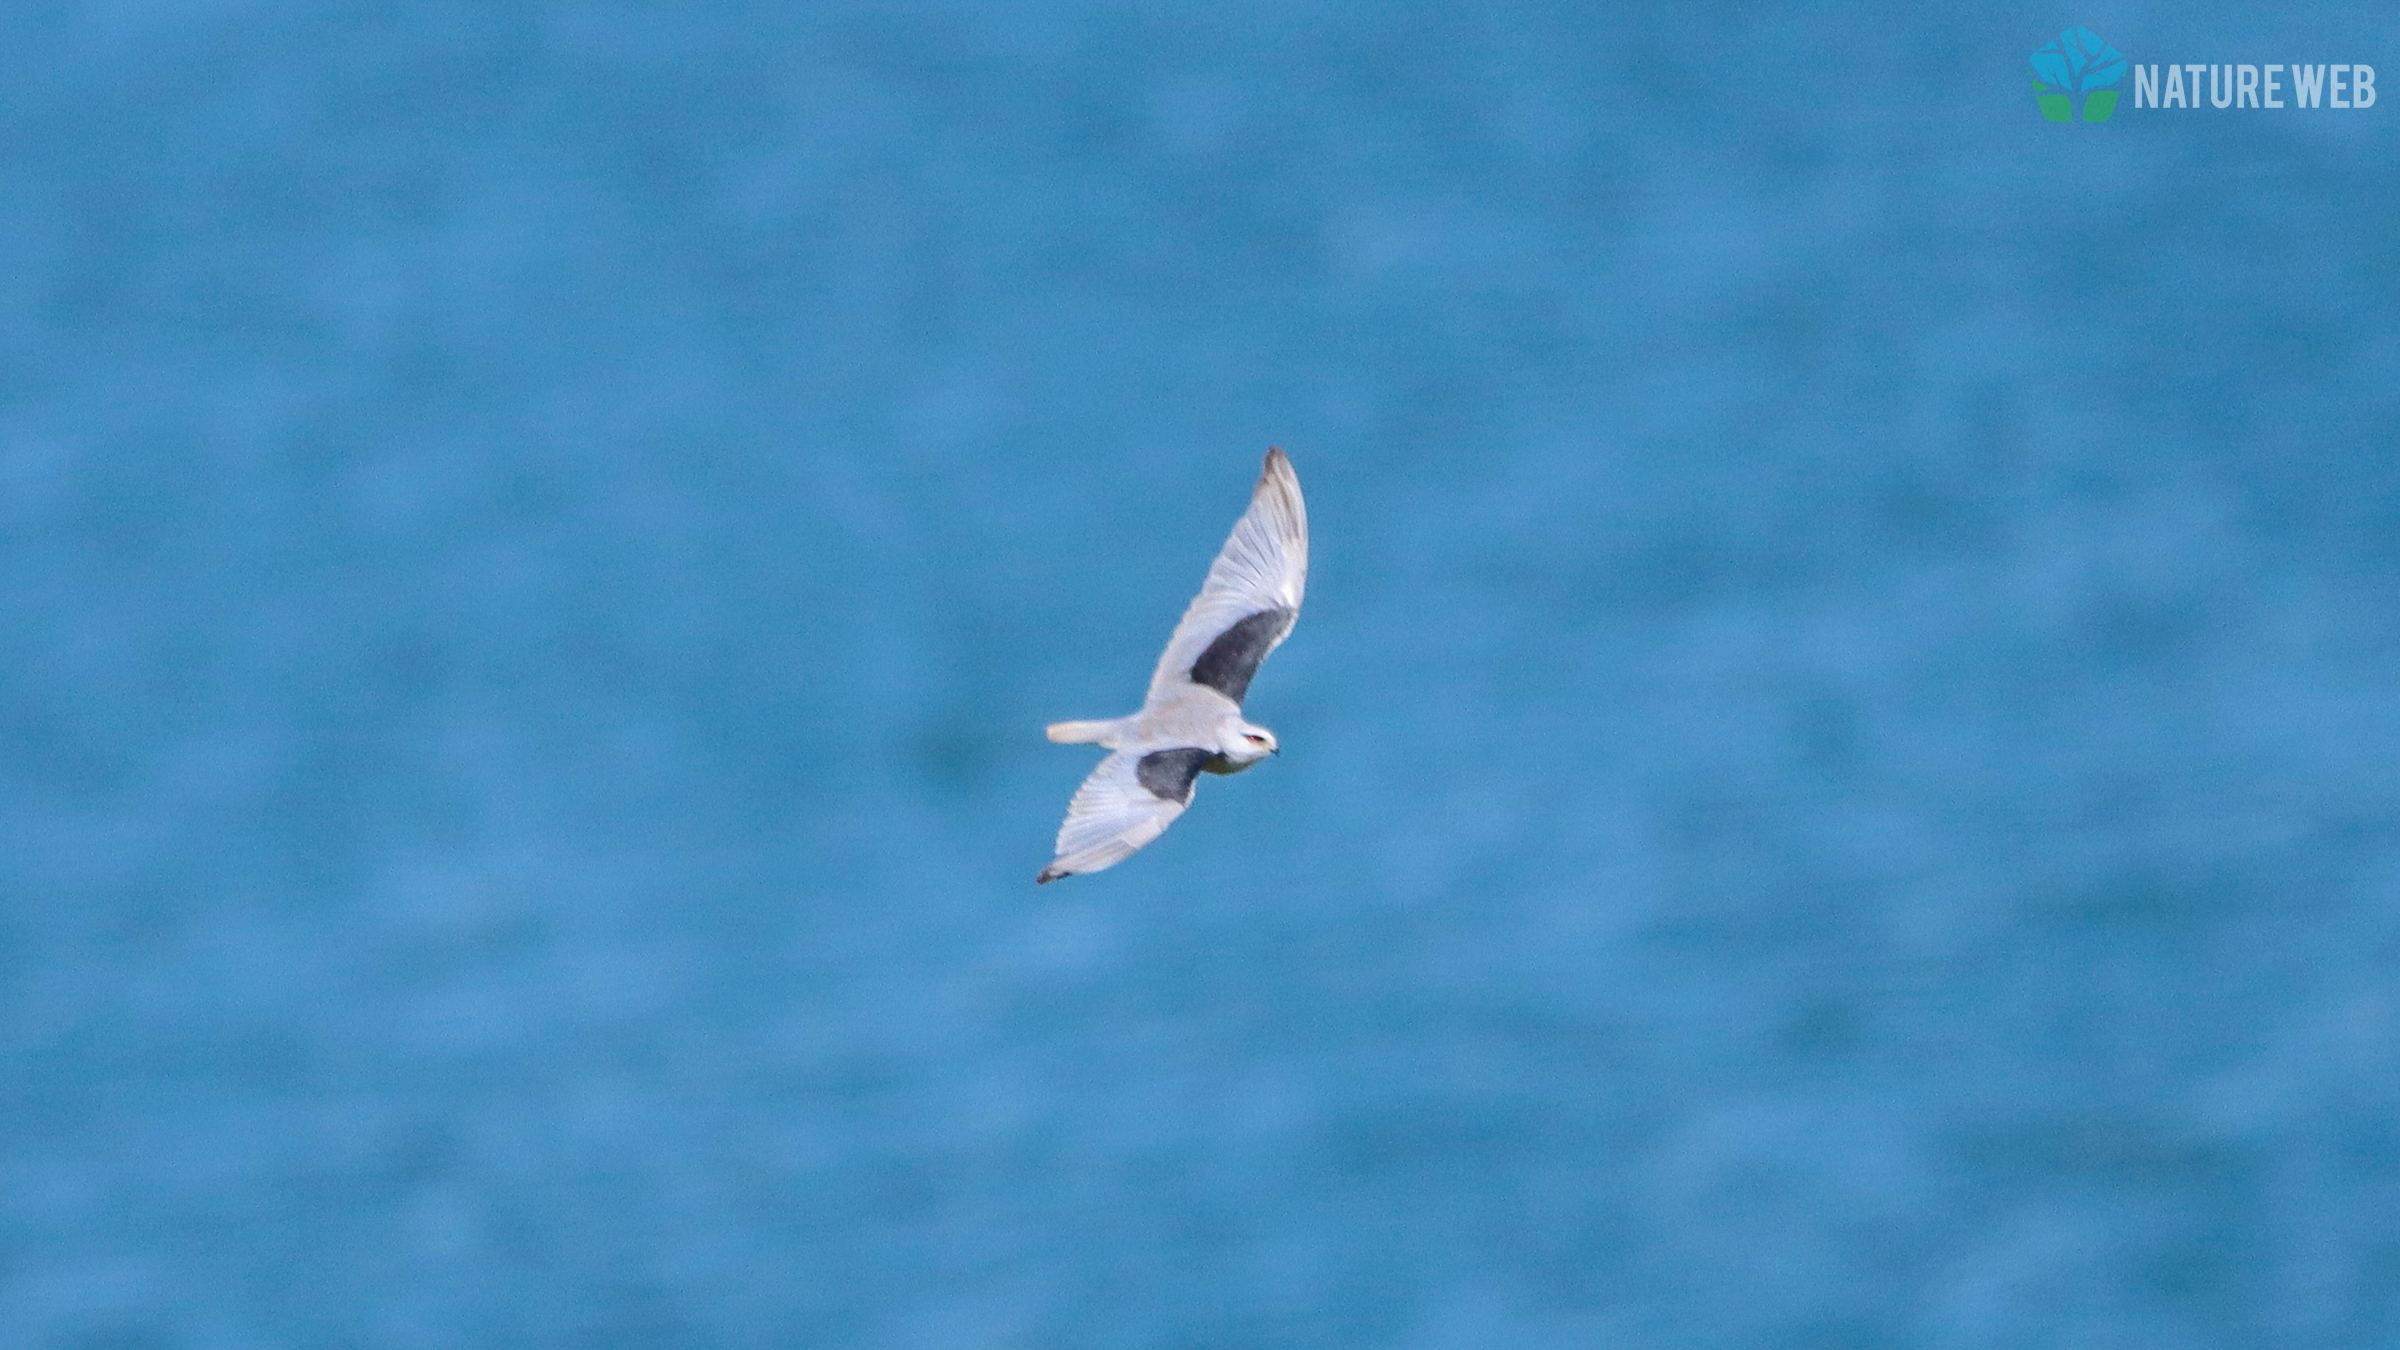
[
  {"x1": 1257, "y1": 446, "x2": 1296, "y2": 493},
  {"x1": 1036, "y1": 865, "x2": 1065, "y2": 884}
]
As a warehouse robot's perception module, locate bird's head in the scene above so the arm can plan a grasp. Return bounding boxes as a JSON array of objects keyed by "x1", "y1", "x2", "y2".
[{"x1": 1228, "y1": 722, "x2": 1279, "y2": 765}]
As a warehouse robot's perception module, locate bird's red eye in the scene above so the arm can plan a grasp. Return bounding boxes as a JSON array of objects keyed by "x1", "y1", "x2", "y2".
[{"x1": 1246, "y1": 734, "x2": 1265, "y2": 743}]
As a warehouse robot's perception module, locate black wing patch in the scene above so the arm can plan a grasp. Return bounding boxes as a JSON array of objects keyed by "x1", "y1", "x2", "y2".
[
  {"x1": 1187, "y1": 607, "x2": 1295, "y2": 704},
  {"x1": 1135, "y1": 748, "x2": 1213, "y2": 803}
]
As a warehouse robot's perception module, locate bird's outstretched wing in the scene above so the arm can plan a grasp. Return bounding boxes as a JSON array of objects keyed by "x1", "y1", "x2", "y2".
[
  {"x1": 1145, "y1": 448, "x2": 1308, "y2": 708},
  {"x1": 1037, "y1": 746, "x2": 1215, "y2": 882}
]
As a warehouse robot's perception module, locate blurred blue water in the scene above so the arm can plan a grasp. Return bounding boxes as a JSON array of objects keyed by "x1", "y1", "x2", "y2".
[{"x1": 4, "y1": 3, "x2": 2398, "y2": 1346}]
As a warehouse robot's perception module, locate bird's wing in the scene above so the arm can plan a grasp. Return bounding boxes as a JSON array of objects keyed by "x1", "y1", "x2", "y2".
[
  {"x1": 1144, "y1": 448, "x2": 1308, "y2": 708},
  {"x1": 1037, "y1": 746, "x2": 1215, "y2": 882}
]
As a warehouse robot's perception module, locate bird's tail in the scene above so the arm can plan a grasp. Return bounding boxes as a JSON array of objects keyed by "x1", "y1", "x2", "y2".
[{"x1": 1045, "y1": 718, "x2": 1124, "y2": 747}]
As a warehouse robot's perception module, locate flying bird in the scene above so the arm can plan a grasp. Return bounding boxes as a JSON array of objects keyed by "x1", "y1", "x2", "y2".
[{"x1": 1038, "y1": 448, "x2": 1308, "y2": 882}]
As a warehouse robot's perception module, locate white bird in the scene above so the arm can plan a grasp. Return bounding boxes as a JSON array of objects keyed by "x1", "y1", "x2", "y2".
[{"x1": 1038, "y1": 448, "x2": 1308, "y2": 883}]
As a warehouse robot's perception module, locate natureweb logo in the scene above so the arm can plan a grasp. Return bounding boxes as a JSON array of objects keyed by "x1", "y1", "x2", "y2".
[
  {"x1": 2028, "y1": 25, "x2": 2378, "y2": 121},
  {"x1": 2031, "y1": 26, "x2": 2127, "y2": 122}
]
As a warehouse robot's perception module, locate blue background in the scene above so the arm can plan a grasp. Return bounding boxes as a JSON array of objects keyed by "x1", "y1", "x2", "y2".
[{"x1": 5, "y1": 4, "x2": 2397, "y2": 1346}]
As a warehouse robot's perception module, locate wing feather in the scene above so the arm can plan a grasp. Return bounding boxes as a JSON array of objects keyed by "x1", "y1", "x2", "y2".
[
  {"x1": 1037, "y1": 750, "x2": 1193, "y2": 882},
  {"x1": 1145, "y1": 448, "x2": 1308, "y2": 705}
]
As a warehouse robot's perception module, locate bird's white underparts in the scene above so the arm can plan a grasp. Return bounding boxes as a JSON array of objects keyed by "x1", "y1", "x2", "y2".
[{"x1": 1038, "y1": 448, "x2": 1308, "y2": 883}]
